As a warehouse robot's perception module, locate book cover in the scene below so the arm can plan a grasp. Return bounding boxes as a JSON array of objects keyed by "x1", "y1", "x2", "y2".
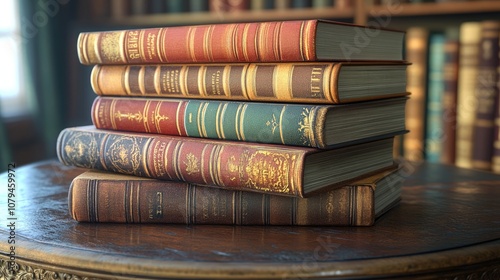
[
  {"x1": 56, "y1": 126, "x2": 397, "y2": 197},
  {"x1": 471, "y1": 21, "x2": 500, "y2": 170},
  {"x1": 455, "y1": 22, "x2": 481, "y2": 169},
  {"x1": 68, "y1": 167, "x2": 403, "y2": 226},
  {"x1": 90, "y1": 62, "x2": 408, "y2": 104},
  {"x1": 91, "y1": 96, "x2": 407, "y2": 148},
  {"x1": 77, "y1": 19, "x2": 405, "y2": 65}
]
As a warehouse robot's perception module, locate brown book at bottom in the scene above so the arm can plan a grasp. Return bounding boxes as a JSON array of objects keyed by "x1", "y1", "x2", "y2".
[{"x1": 68, "y1": 167, "x2": 403, "y2": 226}]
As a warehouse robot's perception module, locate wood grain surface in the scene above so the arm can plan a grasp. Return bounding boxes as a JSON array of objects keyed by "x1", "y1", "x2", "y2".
[{"x1": 0, "y1": 160, "x2": 499, "y2": 279}]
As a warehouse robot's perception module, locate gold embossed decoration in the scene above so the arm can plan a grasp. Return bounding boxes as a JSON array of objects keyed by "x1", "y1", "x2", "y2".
[
  {"x1": 298, "y1": 108, "x2": 314, "y2": 146},
  {"x1": 106, "y1": 135, "x2": 142, "y2": 175},
  {"x1": 243, "y1": 150, "x2": 292, "y2": 194},
  {"x1": 184, "y1": 153, "x2": 200, "y2": 175},
  {"x1": 63, "y1": 132, "x2": 98, "y2": 169}
]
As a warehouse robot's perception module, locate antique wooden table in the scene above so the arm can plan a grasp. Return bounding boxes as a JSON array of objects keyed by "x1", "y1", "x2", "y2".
[{"x1": 0, "y1": 160, "x2": 499, "y2": 279}]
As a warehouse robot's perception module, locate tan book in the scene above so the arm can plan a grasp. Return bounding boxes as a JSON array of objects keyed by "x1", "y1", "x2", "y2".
[{"x1": 90, "y1": 62, "x2": 408, "y2": 104}]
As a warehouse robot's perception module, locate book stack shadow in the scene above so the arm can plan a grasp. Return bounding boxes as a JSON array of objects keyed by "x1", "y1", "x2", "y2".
[{"x1": 57, "y1": 19, "x2": 409, "y2": 226}]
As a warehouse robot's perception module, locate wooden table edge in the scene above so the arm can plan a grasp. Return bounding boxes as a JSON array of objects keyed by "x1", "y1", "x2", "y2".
[{"x1": 1, "y1": 237, "x2": 499, "y2": 279}]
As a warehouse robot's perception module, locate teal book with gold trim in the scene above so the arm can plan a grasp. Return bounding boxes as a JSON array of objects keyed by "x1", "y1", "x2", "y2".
[{"x1": 91, "y1": 96, "x2": 407, "y2": 149}]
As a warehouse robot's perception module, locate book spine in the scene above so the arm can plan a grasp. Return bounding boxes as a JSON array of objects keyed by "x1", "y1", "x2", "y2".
[
  {"x1": 90, "y1": 63, "x2": 341, "y2": 104},
  {"x1": 403, "y1": 27, "x2": 428, "y2": 162},
  {"x1": 471, "y1": 21, "x2": 500, "y2": 170},
  {"x1": 455, "y1": 22, "x2": 482, "y2": 169},
  {"x1": 57, "y1": 127, "x2": 310, "y2": 196},
  {"x1": 69, "y1": 177, "x2": 375, "y2": 226},
  {"x1": 77, "y1": 20, "x2": 317, "y2": 65},
  {"x1": 440, "y1": 35, "x2": 459, "y2": 165},
  {"x1": 92, "y1": 97, "x2": 329, "y2": 148},
  {"x1": 425, "y1": 33, "x2": 446, "y2": 163}
]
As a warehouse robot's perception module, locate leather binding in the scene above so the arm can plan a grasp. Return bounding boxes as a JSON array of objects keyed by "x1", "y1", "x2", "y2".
[{"x1": 68, "y1": 167, "x2": 403, "y2": 226}]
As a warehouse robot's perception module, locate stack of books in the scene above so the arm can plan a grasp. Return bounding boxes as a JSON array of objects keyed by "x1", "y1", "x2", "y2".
[{"x1": 57, "y1": 19, "x2": 408, "y2": 226}]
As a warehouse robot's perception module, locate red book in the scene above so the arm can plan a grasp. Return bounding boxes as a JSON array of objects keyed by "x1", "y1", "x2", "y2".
[
  {"x1": 77, "y1": 19, "x2": 405, "y2": 65},
  {"x1": 57, "y1": 126, "x2": 397, "y2": 197}
]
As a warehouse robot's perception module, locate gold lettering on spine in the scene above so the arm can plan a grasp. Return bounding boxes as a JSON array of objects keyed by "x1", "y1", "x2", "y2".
[
  {"x1": 146, "y1": 32, "x2": 157, "y2": 60},
  {"x1": 151, "y1": 140, "x2": 167, "y2": 178},
  {"x1": 310, "y1": 66, "x2": 323, "y2": 97},
  {"x1": 210, "y1": 70, "x2": 222, "y2": 95},
  {"x1": 126, "y1": 30, "x2": 140, "y2": 61}
]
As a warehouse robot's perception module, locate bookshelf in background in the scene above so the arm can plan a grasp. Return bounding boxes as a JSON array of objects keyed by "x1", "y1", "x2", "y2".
[{"x1": 67, "y1": 0, "x2": 500, "y2": 174}]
